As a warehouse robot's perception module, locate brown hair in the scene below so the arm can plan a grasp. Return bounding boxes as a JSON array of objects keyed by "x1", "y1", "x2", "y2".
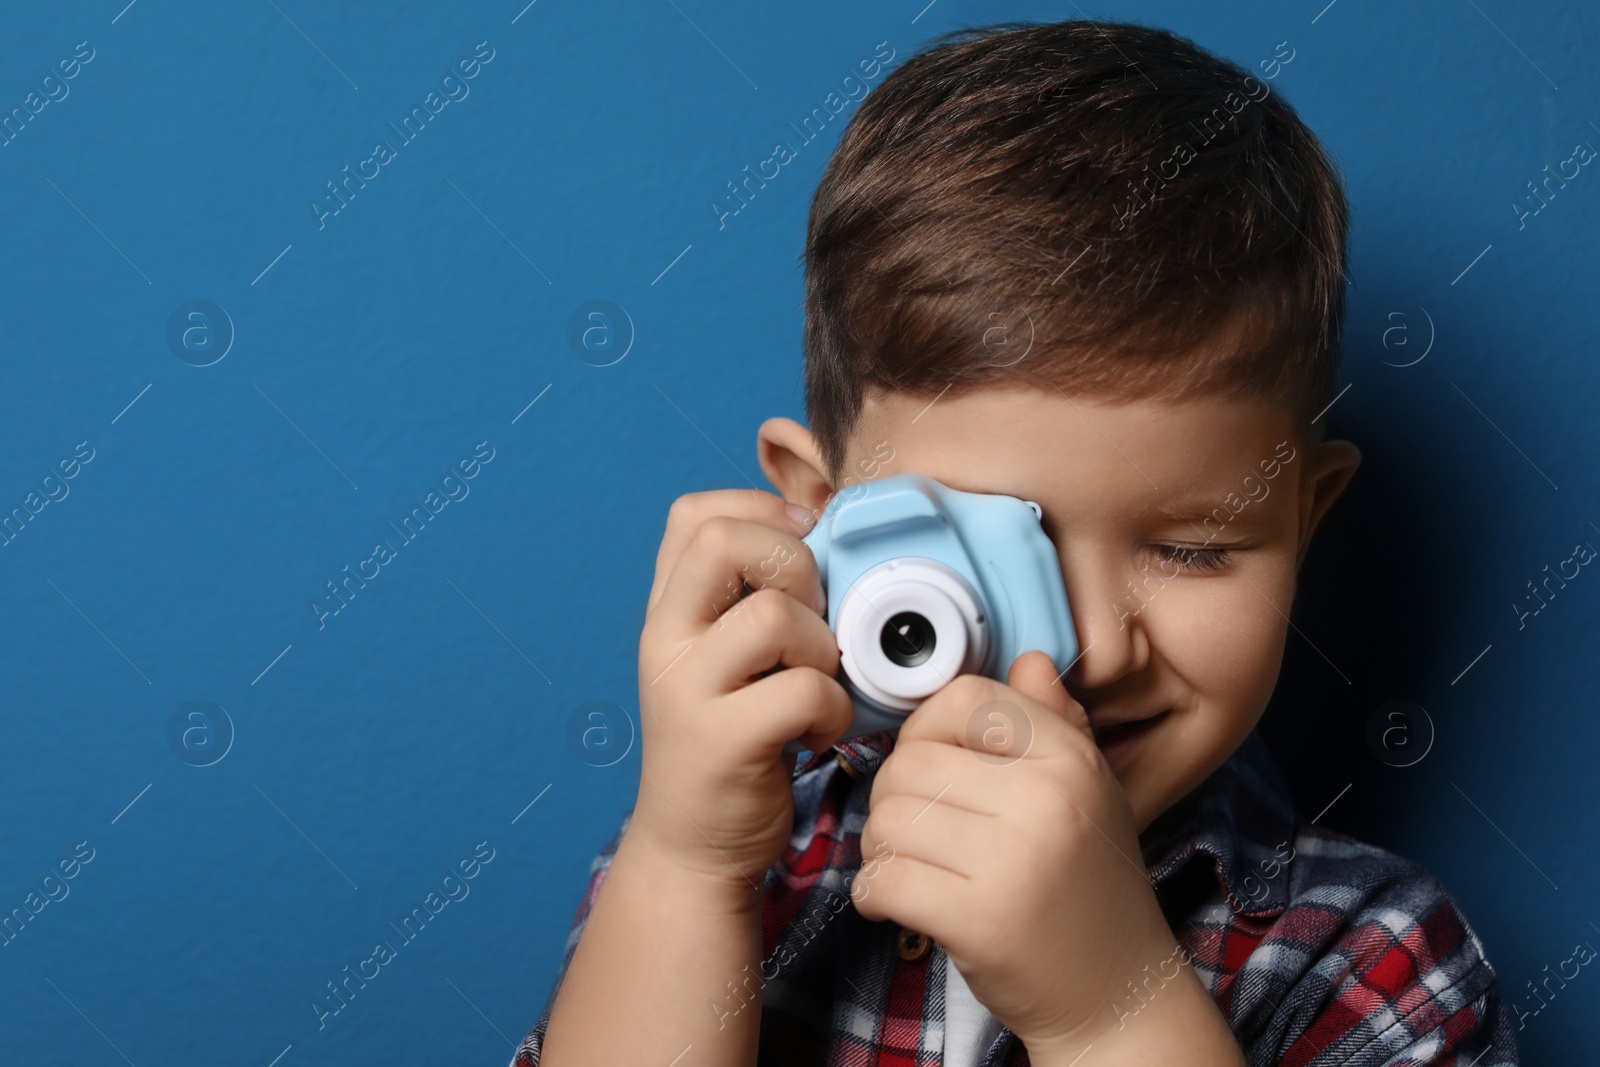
[{"x1": 801, "y1": 19, "x2": 1349, "y2": 485}]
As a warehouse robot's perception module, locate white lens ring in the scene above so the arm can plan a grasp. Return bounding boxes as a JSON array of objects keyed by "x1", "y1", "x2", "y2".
[{"x1": 835, "y1": 559, "x2": 989, "y2": 711}]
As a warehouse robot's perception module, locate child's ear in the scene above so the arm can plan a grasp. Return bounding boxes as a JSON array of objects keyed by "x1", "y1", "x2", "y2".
[
  {"x1": 756, "y1": 417, "x2": 834, "y2": 516},
  {"x1": 1295, "y1": 438, "x2": 1361, "y2": 569}
]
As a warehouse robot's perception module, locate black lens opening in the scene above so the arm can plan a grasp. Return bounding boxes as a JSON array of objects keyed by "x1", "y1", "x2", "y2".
[{"x1": 880, "y1": 611, "x2": 936, "y2": 668}]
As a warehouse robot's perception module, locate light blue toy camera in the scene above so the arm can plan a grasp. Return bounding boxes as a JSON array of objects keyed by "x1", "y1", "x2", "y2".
[{"x1": 784, "y1": 472, "x2": 1078, "y2": 755}]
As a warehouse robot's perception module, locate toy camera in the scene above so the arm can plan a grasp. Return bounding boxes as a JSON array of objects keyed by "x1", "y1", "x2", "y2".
[{"x1": 783, "y1": 472, "x2": 1077, "y2": 756}]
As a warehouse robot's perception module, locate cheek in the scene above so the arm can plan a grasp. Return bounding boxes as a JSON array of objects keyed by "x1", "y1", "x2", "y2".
[{"x1": 1146, "y1": 568, "x2": 1292, "y2": 718}]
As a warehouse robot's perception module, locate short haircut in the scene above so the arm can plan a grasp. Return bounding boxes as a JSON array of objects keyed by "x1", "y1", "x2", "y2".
[{"x1": 801, "y1": 19, "x2": 1350, "y2": 484}]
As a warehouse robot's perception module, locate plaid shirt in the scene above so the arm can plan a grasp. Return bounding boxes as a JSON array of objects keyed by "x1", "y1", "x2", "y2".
[{"x1": 511, "y1": 729, "x2": 1520, "y2": 1066}]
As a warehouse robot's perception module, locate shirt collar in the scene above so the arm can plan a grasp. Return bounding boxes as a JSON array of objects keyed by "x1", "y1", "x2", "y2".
[
  {"x1": 795, "y1": 726, "x2": 1297, "y2": 919},
  {"x1": 1139, "y1": 729, "x2": 1298, "y2": 918}
]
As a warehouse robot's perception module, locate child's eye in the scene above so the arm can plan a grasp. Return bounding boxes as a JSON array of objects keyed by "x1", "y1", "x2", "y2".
[{"x1": 1150, "y1": 543, "x2": 1233, "y2": 573}]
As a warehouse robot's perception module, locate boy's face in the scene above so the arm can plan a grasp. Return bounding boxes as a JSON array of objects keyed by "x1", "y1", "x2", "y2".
[{"x1": 759, "y1": 385, "x2": 1359, "y2": 833}]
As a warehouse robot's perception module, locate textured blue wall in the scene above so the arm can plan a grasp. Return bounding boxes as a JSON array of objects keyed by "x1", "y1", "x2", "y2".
[{"x1": 0, "y1": 1, "x2": 1594, "y2": 1062}]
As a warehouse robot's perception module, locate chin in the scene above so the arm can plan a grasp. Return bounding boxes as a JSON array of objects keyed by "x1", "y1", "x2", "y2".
[{"x1": 1101, "y1": 707, "x2": 1245, "y2": 834}]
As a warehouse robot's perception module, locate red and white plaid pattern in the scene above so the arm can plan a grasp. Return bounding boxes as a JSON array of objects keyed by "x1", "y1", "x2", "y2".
[{"x1": 511, "y1": 729, "x2": 1519, "y2": 1066}]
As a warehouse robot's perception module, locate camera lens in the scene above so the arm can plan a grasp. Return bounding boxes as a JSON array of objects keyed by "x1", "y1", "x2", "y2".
[
  {"x1": 880, "y1": 611, "x2": 936, "y2": 668},
  {"x1": 835, "y1": 559, "x2": 988, "y2": 711}
]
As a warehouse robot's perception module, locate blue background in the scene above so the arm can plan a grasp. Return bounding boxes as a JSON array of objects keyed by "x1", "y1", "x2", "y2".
[{"x1": 0, "y1": 0, "x2": 1594, "y2": 1062}]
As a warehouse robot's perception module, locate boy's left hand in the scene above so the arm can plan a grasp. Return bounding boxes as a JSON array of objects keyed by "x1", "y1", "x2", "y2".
[{"x1": 849, "y1": 650, "x2": 1180, "y2": 1051}]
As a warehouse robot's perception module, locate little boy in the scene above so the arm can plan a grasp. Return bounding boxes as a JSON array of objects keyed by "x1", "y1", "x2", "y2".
[{"x1": 513, "y1": 18, "x2": 1519, "y2": 1066}]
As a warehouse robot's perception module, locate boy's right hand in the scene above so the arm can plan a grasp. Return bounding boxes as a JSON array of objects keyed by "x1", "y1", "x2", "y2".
[{"x1": 627, "y1": 489, "x2": 854, "y2": 896}]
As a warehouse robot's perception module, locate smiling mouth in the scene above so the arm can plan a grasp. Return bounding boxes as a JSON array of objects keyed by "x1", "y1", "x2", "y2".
[{"x1": 1090, "y1": 709, "x2": 1172, "y2": 748}]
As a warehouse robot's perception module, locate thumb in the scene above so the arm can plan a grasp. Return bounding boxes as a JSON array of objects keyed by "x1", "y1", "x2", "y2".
[{"x1": 1006, "y1": 650, "x2": 1091, "y2": 737}]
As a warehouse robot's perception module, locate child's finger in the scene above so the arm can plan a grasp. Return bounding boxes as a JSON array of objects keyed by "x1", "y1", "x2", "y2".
[
  {"x1": 646, "y1": 489, "x2": 819, "y2": 619},
  {"x1": 649, "y1": 513, "x2": 825, "y2": 644},
  {"x1": 727, "y1": 663, "x2": 855, "y2": 754},
  {"x1": 867, "y1": 738, "x2": 1008, "y2": 816},
  {"x1": 697, "y1": 587, "x2": 840, "y2": 689},
  {"x1": 897, "y1": 671, "x2": 1090, "y2": 765},
  {"x1": 848, "y1": 851, "x2": 967, "y2": 932},
  {"x1": 861, "y1": 791, "x2": 989, "y2": 880},
  {"x1": 1006, "y1": 650, "x2": 1092, "y2": 739}
]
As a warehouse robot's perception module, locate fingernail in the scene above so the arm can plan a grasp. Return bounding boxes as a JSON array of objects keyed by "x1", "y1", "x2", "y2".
[
  {"x1": 786, "y1": 501, "x2": 818, "y2": 533},
  {"x1": 812, "y1": 586, "x2": 828, "y2": 615}
]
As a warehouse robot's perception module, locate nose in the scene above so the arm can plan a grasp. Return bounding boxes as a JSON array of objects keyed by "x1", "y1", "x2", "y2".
[{"x1": 1057, "y1": 547, "x2": 1152, "y2": 694}]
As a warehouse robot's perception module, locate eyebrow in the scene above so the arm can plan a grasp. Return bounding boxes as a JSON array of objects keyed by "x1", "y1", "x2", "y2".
[
  {"x1": 1152, "y1": 500, "x2": 1275, "y2": 534},
  {"x1": 931, "y1": 477, "x2": 1276, "y2": 535}
]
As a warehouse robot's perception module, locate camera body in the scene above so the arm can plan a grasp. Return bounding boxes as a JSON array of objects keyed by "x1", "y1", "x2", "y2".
[{"x1": 785, "y1": 472, "x2": 1077, "y2": 755}]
